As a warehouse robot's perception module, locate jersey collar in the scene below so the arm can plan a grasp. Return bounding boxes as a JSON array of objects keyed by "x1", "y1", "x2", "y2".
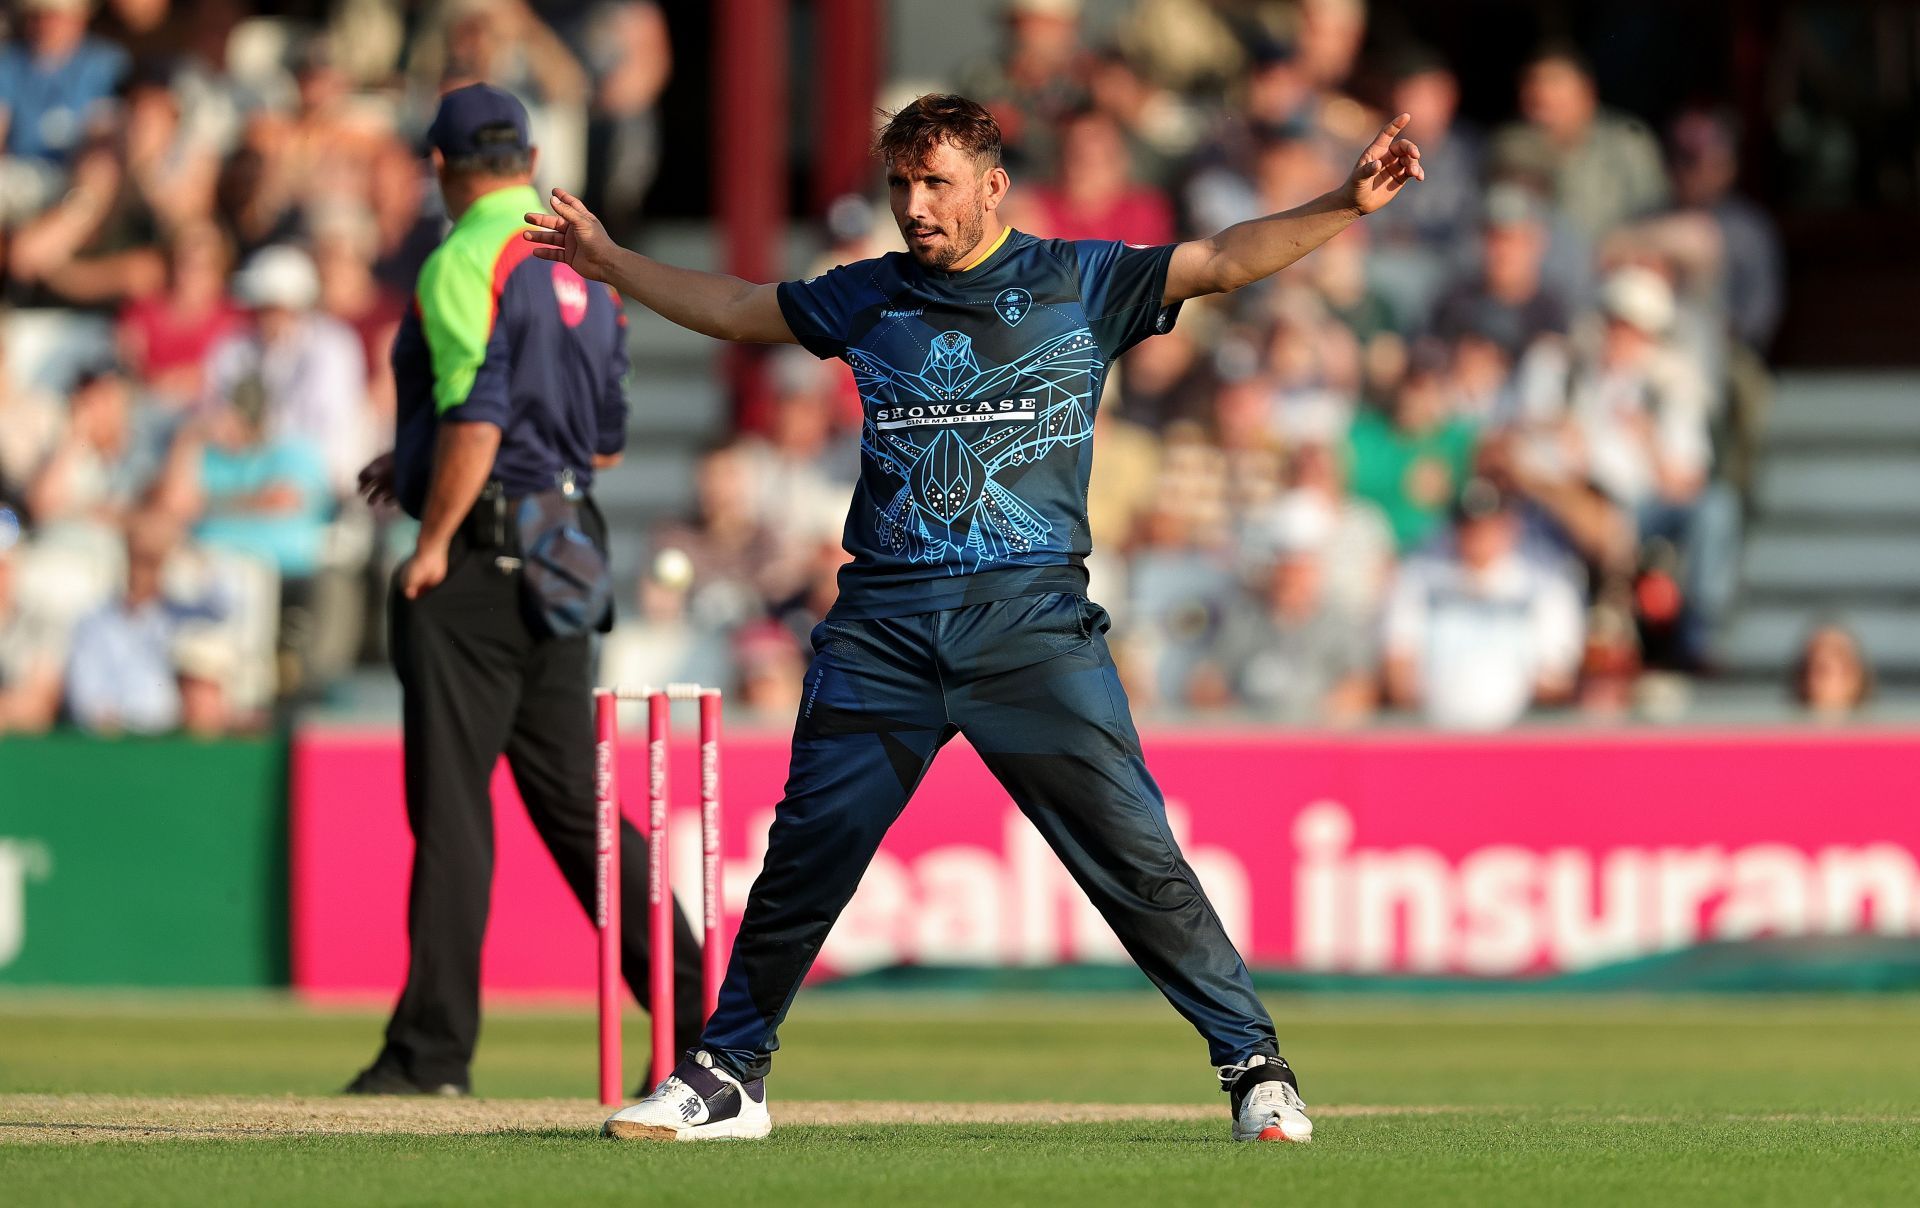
[
  {"x1": 458, "y1": 183, "x2": 543, "y2": 231},
  {"x1": 946, "y1": 225, "x2": 1013, "y2": 275}
]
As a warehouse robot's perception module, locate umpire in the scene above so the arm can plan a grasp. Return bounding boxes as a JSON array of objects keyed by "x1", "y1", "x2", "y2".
[{"x1": 349, "y1": 84, "x2": 701, "y2": 1096}]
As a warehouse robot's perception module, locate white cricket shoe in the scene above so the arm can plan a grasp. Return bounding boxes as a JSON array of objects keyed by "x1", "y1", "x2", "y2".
[
  {"x1": 1223, "y1": 1054, "x2": 1313, "y2": 1143},
  {"x1": 602, "y1": 1050, "x2": 772, "y2": 1142}
]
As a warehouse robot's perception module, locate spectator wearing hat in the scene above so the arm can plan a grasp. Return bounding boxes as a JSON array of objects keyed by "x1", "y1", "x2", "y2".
[
  {"x1": 1383, "y1": 478, "x2": 1584, "y2": 731},
  {"x1": 205, "y1": 244, "x2": 370, "y2": 498},
  {"x1": 1533, "y1": 266, "x2": 1737, "y2": 665},
  {"x1": 1528, "y1": 268, "x2": 1709, "y2": 507},
  {"x1": 1605, "y1": 108, "x2": 1785, "y2": 503}
]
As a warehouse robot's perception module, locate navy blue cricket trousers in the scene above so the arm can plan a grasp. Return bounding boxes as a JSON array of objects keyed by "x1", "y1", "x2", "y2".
[{"x1": 700, "y1": 591, "x2": 1278, "y2": 1080}]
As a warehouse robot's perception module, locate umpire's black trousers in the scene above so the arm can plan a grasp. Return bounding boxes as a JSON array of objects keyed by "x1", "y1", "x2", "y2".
[{"x1": 377, "y1": 526, "x2": 702, "y2": 1088}]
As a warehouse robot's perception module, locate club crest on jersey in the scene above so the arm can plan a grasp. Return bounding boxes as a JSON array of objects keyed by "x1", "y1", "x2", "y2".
[{"x1": 994, "y1": 287, "x2": 1031, "y2": 327}]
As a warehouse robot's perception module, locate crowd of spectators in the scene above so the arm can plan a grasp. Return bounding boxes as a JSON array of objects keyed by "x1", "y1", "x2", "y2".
[
  {"x1": 622, "y1": 0, "x2": 1790, "y2": 730},
  {"x1": 0, "y1": 0, "x2": 1838, "y2": 736},
  {"x1": 0, "y1": 0, "x2": 669, "y2": 735}
]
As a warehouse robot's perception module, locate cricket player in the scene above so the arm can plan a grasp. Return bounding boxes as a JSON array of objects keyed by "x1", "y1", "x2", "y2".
[{"x1": 523, "y1": 93, "x2": 1422, "y2": 1143}]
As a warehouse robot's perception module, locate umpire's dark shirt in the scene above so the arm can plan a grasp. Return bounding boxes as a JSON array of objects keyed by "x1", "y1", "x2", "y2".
[{"x1": 390, "y1": 184, "x2": 629, "y2": 517}]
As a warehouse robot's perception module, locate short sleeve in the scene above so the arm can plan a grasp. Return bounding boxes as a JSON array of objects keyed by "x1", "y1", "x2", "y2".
[
  {"x1": 416, "y1": 244, "x2": 508, "y2": 424},
  {"x1": 1073, "y1": 240, "x2": 1182, "y2": 359},
  {"x1": 777, "y1": 262, "x2": 868, "y2": 361}
]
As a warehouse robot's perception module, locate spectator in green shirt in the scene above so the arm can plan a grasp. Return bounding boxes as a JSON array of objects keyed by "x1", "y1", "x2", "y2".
[{"x1": 1345, "y1": 347, "x2": 1478, "y2": 553}]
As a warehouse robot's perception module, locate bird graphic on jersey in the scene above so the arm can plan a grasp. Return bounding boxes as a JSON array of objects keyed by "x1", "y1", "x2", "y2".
[{"x1": 850, "y1": 326, "x2": 1101, "y2": 572}]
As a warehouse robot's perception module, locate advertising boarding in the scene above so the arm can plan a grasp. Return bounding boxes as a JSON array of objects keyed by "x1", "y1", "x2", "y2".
[{"x1": 290, "y1": 728, "x2": 1920, "y2": 996}]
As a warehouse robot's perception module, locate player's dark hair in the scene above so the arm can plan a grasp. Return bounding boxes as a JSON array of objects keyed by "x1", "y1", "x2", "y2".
[
  {"x1": 874, "y1": 94, "x2": 1003, "y2": 172},
  {"x1": 444, "y1": 121, "x2": 533, "y2": 177}
]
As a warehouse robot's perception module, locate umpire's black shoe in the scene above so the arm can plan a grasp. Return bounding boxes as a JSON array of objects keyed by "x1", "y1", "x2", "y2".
[{"x1": 343, "y1": 1062, "x2": 470, "y2": 1097}]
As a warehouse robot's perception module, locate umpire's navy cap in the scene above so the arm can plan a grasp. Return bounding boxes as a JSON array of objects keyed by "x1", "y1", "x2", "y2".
[{"x1": 427, "y1": 83, "x2": 532, "y2": 157}]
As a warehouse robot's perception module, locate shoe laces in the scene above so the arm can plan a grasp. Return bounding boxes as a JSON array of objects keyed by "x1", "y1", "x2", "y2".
[{"x1": 1246, "y1": 1079, "x2": 1308, "y2": 1115}]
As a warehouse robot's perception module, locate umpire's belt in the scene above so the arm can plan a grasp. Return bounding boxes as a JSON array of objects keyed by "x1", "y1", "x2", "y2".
[{"x1": 466, "y1": 474, "x2": 613, "y2": 638}]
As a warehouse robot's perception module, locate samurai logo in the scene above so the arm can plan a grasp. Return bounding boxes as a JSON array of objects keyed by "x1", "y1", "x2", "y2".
[
  {"x1": 848, "y1": 327, "x2": 1100, "y2": 573},
  {"x1": 994, "y1": 288, "x2": 1032, "y2": 327}
]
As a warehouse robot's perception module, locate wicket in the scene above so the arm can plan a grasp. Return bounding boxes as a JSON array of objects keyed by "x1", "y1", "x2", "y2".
[{"x1": 592, "y1": 683, "x2": 725, "y2": 1105}]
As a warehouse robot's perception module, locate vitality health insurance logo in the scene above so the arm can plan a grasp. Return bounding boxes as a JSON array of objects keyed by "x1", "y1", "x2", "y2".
[
  {"x1": 0, "y1": 839, "x2": 53, "y2": 970},
  {"x1": 1291, "y1": 802, "x2": 1920, "y2": 976}
]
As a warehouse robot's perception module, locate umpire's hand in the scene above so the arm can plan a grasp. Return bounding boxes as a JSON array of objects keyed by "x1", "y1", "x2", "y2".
[
  {"x1": 398, "y1": 541, "x2": 449, "y2": 599},
  {"x1": 358, "y1": 452, "x2": 397, "y2": 507}
]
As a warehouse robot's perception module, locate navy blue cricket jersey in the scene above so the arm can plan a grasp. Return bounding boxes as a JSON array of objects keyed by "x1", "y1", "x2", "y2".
[{"x1": 778, "y1": 229, "x2": 1181, "y2": 619}]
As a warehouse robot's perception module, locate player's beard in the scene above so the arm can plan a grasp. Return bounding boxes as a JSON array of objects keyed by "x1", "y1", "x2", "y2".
[{"x1": 913, "y1": 207, "x2": 987, "y2": 271}]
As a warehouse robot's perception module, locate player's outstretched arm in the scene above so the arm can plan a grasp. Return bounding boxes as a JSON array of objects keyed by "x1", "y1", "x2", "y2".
[
  {"x1": 1163, "y1": 113, "x2": 1424, "y2": 305},
  {"x1": 523, "y1": 187, "x2": 797, "y2": 345}
]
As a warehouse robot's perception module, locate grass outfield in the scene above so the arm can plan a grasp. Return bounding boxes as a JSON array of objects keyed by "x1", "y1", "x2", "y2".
[{"x1": 2, "y1": 993, "x2": 1917, "y2": 1205}]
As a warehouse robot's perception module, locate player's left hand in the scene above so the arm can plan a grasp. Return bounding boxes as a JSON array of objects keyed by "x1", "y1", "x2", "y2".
[
  {"x1": 399, "y1": 542, "x2": 449, "y2": 600},
  {"x1": 1343, "y1": 113, "x2": 1424, "y2": 215}
]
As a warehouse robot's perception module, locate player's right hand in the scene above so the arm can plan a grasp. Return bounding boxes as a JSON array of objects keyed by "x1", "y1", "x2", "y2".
[{"x1": 524, "y1": 187, "x2": 618, "y2": 283}]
